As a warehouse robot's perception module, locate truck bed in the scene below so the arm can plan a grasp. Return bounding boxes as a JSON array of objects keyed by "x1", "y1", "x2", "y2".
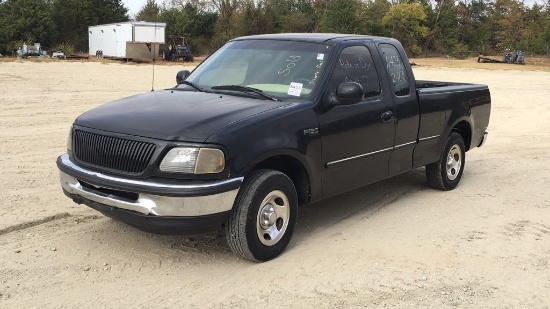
[{"x1": 413, "y1": 80, "x2": 491, "y2": 167}]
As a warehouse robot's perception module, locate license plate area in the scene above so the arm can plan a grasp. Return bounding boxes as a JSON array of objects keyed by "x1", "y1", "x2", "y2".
[{"x1": 79, "y1": 180, "x2": 139, "y2": 202}]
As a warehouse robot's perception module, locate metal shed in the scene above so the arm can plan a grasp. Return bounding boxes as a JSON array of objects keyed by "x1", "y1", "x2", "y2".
[{"x1": 88, "y1": 21, "x2": 166, "y2": 60}]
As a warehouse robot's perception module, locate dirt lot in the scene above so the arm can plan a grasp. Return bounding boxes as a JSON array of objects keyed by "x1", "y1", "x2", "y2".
[{"x1": 1, "y1": 59, "x2": 549, "y2": 308}]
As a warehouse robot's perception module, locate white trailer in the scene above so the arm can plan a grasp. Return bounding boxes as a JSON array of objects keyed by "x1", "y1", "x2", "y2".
[{"x1": 88, "y1": 21, "x2": 166, "y2": 60}]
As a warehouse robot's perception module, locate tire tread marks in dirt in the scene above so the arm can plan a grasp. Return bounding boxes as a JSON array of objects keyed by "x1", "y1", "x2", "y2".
[{"x1": 0, "y1": 213, "x2": 71, "y2": 236}]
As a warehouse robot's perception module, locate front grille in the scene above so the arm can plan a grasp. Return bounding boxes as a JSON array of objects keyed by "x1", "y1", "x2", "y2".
[{"x1": 73, "y1": 130, "x2": 156, "y2": 173}]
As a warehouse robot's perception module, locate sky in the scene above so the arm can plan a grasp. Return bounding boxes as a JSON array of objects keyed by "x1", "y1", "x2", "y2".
[{"x1": 123, "y1": 0, "x2": 162, "y2": 18}]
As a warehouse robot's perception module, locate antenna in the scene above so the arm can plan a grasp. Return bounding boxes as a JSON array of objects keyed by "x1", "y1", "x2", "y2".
[{"x1": 151, "y1": 21, "x2": 157, "y2": 92}]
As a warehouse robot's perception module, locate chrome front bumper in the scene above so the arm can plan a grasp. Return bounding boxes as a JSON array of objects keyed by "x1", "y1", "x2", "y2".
[
  {"x1": 478, "y1": 132, "x2": 488, "y2": 147},
  {"x1": 58, "y1": 154, "x2": 242, "y2": 217}
]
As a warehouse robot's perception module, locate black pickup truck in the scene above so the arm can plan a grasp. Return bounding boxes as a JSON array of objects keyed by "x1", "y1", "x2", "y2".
[{"x1": 57, "y1": 34, "x2": 490, "y2": 261}]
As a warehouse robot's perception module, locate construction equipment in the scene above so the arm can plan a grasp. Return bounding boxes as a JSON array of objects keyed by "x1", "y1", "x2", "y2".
[
  {"x1": 477, "y1": 55, "x2": 504, "y2": 63},
  {"x1": 52, "y1": 51, "x2": 66, "y2": 59},
  {"x1": 513, "y1": 51, "x2": 525, "y2": 64},
  {"x1": 163, "y1": 36, "x2": 194, "y2": 62},
  {"x1": 478, "y1": 50, "x2": 525, "y2": 65},
  {"x1": 16, "y1": 42, "x2": 48, "y2": 58}
]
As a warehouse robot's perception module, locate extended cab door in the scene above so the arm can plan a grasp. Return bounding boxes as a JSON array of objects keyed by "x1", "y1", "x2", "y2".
[
  {"x1": 318, "y1": 43, "x2": 396, "y2": 198},
  {"x1": 376, "y1": 43, "x2": 420, "y2": 177}
]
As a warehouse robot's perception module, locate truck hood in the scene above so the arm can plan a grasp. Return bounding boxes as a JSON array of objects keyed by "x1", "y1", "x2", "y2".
[{"x1": 75, "y1": 89, "x2": 290, "y2": 142}]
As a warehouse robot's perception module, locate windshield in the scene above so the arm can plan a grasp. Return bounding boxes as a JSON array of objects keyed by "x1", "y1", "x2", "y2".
[{"x1": 181, "y1": 40, "x2": 331, "y2": 100}]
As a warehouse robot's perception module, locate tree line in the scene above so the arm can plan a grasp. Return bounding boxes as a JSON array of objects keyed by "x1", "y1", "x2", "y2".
[
  {"x1": 0, "y1": 0, "x2": 129, "y2": 55},
  {"x1": 1, "y1": 0, "x2": 549, "y2": 58}
]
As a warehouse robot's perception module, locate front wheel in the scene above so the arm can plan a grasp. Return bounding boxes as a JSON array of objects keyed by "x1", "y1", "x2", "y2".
[
  {"x1": 225, "y1": 169, "x2": 298, "y2": 262},
  {"x1": 426, "y1": 132, "x2": 466, "y2": 191}
]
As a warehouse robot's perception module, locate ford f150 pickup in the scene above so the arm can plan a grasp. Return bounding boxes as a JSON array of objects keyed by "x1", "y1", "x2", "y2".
[{"x1": 57, "y1": 34, "x2": 491, "y2": 261}]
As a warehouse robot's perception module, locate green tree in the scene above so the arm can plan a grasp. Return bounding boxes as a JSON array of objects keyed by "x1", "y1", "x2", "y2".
[
  {"x1": 317, "y1": 0, "x2": 360, "y2": 34},
  {"x1": 210, "y1": 0, "x2": 240, "y2": 44},
  {"x1": 545, "y1": 1, "x2": 550, "y2": 56},
  {"x1": 382, "y1": 2, "x2": 429, "y2": 55},
  {"x1": 489, "y1": 0, "x2": 525, "y2": 52},
  {"x1": 52, "y1": 0, "x2": 129, "y2": 52},
  {"x1": 0, "y1": 0, "x2": 56, "y2": 55},
  {"x1": 427, "y1": 0, "x2": 463, "y2": 57},
  {"x1": 520, "y1": 3, "x2": 546, "y2": 54},
  {"x1": 358, "y1": 0, "x2": 391, "y2": 36},
  {"x1": 135, "y1": 0, "x2": 162, "y2": 22},
  {"x1": 456, "y1": 0, "x2": 492, "y2": 55},
  {"x1": 265, "y1": 0, "x2": 316, "y2": 33},
  {"x1": 231, "y1": 0, "x2": 269, "y2": 36},
  {"x1": 160, "y1": 3, "x2": 218, "y2": 54},
  {"x1": 163, "y1": 3, "x2": 217, "y2": 38}
]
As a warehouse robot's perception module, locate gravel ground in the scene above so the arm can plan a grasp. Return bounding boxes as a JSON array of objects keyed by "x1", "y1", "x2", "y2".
[{"x1": 0, "y1": 60, "x2": 549, "y2": 308}]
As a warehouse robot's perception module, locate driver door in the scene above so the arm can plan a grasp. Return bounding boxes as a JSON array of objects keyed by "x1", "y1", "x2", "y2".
[{"x1": 319, "y1": 44, "x2": 396, "y2": 198}]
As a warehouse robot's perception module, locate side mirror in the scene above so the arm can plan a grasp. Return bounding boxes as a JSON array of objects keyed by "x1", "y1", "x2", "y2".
[
  {"x1": 176, "y1": 70, "x2": 190, "y2": 84},
  {"x1": 335, "y1": 82, "x2": 364, "y2": 105}
]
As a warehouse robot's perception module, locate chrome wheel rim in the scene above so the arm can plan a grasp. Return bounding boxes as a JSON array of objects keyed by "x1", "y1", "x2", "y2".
[
  {"x1": 256, "y1": 190, "x2": 290, "y2": 246},
  {"x1": 446, "y1": 144, "x2": 462, "y2": 181}
]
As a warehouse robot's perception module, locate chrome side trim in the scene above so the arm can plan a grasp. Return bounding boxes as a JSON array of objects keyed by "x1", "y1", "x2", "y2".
[
  {"x1": 419, "y1": 135, "x2": 440, "y2": 142},
  {"x1": 325, "y1": 140, "x2": 417, "y2": 168},
  {"x1": 59, "y1": 154, "x2": 243, "y2": 190},
  {"x1": 60, "y1": 171, "x2": 238, "y2": 216},
  {"x1": 326, "y1": 147, "x2": 393, "y2": 167},
  {"x1": 394, "y1": 141, "x2": 416, "y2": 149}
]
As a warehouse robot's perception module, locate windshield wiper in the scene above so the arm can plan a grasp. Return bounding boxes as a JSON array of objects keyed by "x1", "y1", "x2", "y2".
[
  {"x1": 211, "y1": 85, "x2": 280, "y2": 101},
  {"x1": 179, "y1": 80, "x2": 205, "y2": 92}
]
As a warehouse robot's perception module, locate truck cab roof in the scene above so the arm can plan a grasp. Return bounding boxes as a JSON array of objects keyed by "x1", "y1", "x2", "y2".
[{"x1": 232, "y1": 33, "x2": 397, "y2": 45}]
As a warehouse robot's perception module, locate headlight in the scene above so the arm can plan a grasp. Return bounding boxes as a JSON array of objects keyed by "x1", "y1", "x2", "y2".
[{"x1": 159, "y1": 147, "x2": 225, "y2": 174}]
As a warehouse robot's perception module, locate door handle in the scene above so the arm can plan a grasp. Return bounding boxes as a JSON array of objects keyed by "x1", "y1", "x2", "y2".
[{"x1": 381, "y1": 111, "x2": 394, "y2": 123}]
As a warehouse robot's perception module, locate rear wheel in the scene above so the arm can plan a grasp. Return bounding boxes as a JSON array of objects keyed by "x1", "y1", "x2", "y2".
[
  {"x1": 225, "y1": 169, "x2": 297, "y2": 262},
  {"x1": 426, "y1": 132, "x2": 466, "y2": 191}
]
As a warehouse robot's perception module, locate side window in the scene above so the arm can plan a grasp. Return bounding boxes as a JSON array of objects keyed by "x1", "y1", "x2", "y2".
[
  {"x1": 379, "y1": 44, "x2": 410, "y2": 96},
  {"x1": 328, "y1": 46, "x2": 381, "y2": 98}
]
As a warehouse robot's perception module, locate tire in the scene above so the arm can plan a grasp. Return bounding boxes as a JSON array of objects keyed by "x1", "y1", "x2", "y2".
[
  {"x1": 225, "y1": 169, "x2": 298, "y2": 262},
  {"x1": 426, "y1": 132, "x2": 466, "y2": 191}
]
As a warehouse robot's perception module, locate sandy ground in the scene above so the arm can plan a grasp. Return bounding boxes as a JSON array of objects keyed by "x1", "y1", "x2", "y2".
[{"x1": 0, "y1": 59, "x2": 549, "y2": 308}]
